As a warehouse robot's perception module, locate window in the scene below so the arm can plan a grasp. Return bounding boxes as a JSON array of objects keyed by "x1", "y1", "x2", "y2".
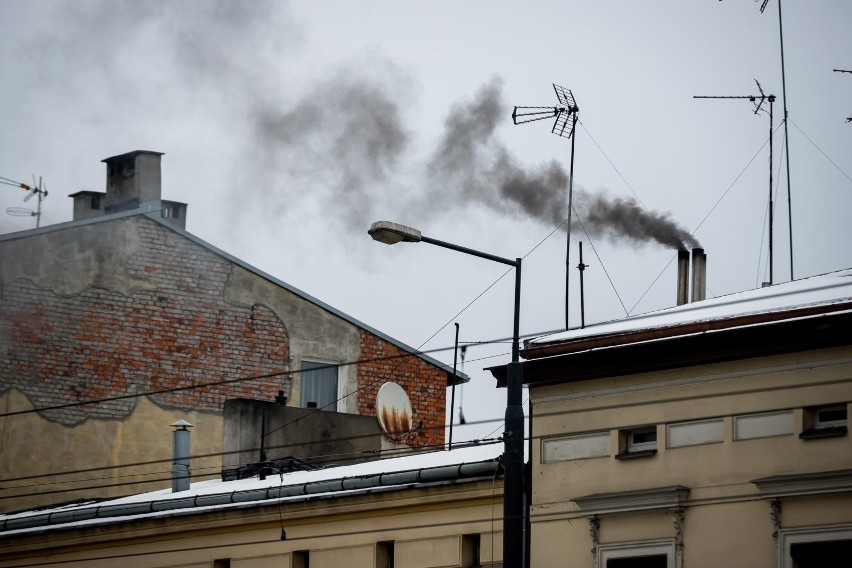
[
  {"x1": 91, "y1": 194, "x2": 101, "y2": 210},
  {"x1": 617, "y1": 426, "x2": 657, "y2": 459},
  {"x1": 815, "y1": 405, "x2": 847, "y2": 428},
  {"x1": 779, "y1": 526, "x2": 852, "y2": 568},
  {"x1": 300, "y1": 360, "x2": 339, "y2": 411},
  {"x1": 800, "y1": 404, "x2": 848, "y2": 439},
  {"x1": 462, "y1": 534, "x2": 481, "y2": 568},
  {"x1": 598, "y1": 541, "x2": 675, "y2": 568},
  {"x1": 376, "y1": 541, "x2": 394, "y2": 568},
  {"x1": 790, "y1": 539, "x2": 852, "y2": 567},
  {"x1": 292, "y1": 550, "x2": 310, "y2": 568}
]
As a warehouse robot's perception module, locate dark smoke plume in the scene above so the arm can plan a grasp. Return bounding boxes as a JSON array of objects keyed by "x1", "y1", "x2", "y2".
[
  {"x1": 576, "y1": 193, "x2": 699, "y2": 250},
  {"x1": 252, "y1": 68, "x2": 410, "y2": 230},
  {"x1": 427, "y1": 77, "x2": 699, "y2": 250}
]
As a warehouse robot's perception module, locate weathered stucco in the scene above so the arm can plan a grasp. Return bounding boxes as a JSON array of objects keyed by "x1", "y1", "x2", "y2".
[
  {"x1": 224, "y1": 265, "x2": 361, "y2": 413},
  {"x1": 0, "y1": 389, "x2": 223, "y2": 514},
  {"x1": 0, "y1": 211, "x2": 449, "y2": 511}
]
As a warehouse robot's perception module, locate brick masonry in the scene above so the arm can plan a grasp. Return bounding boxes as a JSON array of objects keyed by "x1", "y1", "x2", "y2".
[
  {"x1": 357, "y1": 330, "x2": 446, "y2": 449},
  {"x1": 1, "y1": 218, "x2": 290, "y2": 425},
  {"x1": 1, "y1": 215, "x2": 446, "y2": 448}
]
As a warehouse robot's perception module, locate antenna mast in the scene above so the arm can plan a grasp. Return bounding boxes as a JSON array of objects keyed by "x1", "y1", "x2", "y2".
[
  {"x1": 512, "y1": 83, "x2": 579, "y2": 329},
  {"x1": 760, "y1": 0, "x2": 794, "y2": 280},
  {"x1": 2, "y1": 175, "x2": 48, "y2": 228},
  {"x1": 695, "y1": 80, "x2": 777, "y2": 284}
]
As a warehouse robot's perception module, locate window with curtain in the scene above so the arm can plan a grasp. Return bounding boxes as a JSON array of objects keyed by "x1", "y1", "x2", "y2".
[{"x1": 300, "y1": 360, "x2": 338, "y2": 410}]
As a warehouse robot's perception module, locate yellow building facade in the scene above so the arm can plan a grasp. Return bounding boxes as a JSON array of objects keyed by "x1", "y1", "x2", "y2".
[
  {"x1": 0, "y1": 445, "x2": 504, "y2": 568},
  {"x1": 511, "y1": 270, "x2": 852, "y2": 567}
]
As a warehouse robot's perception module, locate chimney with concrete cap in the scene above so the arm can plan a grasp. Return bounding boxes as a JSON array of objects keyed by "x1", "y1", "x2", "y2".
[
  {"x1": 171, "y1": 419, "x2": 193, "y2": 492},
  {"x1": 68, "y1": 151, "x2": 188, "y2": 228},
  {"x1": 102, "y1": 150, "x2": 164, "y2": 213}
]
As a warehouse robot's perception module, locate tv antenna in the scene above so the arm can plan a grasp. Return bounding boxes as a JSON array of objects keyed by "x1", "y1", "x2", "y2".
[
  {"x1": 2, "y1": 175, "x2": 48, "y2": 228},
  {"x1": 512, "y1": 83, "x2": 579, "y2": 329},
  {"x1": 758, "y1": 0, "x2": 794, "y2": 280},
  {"x1": 695, "y1": 80, "x2": 778, "y2": 285},
  {"x1": 834, "y1": 69, "x2": 852, "y2": 122}
]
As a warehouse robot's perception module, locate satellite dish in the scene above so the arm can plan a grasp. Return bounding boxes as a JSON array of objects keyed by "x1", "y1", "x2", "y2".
[{"x1": 376, "y1": 382, "x2": 413, "y2": 441}]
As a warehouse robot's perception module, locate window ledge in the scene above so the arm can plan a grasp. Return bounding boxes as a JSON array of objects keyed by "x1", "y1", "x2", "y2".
[
  {"x1": 799, "y1": 426, "x2": 847, "y2": 440},
  {"x1": 752, "y1": 468, "x2": 852, "y2": 498},
  {"x1": 615, "y1": 449, "x2": 658, "y2": 460},
  {"x1": 573, "y1": 485, "x2": 690, "y2": 515}
]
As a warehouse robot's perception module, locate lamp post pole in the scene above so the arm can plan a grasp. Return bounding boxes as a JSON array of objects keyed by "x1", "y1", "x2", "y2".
[{"x1": 369, "y1": 222, "x2": 525, "y2": 567}]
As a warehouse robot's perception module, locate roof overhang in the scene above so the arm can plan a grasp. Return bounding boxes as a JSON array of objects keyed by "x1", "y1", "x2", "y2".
[{"x1": 489, "y1": 307, "x2": 852, "y2": 388}]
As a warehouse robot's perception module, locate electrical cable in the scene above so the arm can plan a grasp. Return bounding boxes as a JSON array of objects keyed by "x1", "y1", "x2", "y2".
[
  {"x1": 629, "y1": 124, "x2": 782, "y2": 314},
  {"x1": 789, "y1": 118, "x2": 852, "y2": 185},
  {"x1": 9, "y1": 268, "x2": 848, "y2": 498},
  {"x1": 571, "y1": 211, "x2": 629, "y2": 317},
  {"x1": 1, "y1": 485, "x2": 799, "y2": 568},
  {"x1": 577, "y1": 120, "x2": 648, "y2": 210},
  {"x1": 10, "y1": 364, "x2": 850, "y2": 501},
  {"x1": 0, "y1": 410, "x2": 510, "y2": 488}
]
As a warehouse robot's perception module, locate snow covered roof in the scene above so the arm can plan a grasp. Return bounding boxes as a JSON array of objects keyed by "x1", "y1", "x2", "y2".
[
  {"x1": 0, "y1": 443, "x2": 502, "y2": 537},
  {"x1": 526, "y1": 268, "x2": 852, "y2": 352}
]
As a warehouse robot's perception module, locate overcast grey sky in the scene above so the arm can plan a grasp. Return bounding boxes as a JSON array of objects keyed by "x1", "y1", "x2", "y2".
[{"x1": 2, "y1": 1, "x2": 851, "y2": 443}]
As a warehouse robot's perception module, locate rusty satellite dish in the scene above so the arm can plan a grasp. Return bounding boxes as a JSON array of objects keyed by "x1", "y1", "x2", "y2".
[{"x1": 376, "y1": 382, "x2": 413, "y2": 441}]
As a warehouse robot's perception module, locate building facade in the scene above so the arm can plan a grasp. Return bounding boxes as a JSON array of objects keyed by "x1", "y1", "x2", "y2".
[
  {"x1": 493, "y1": 269, "x2": 852, "y2": 567},
  {"x1": 0, "y1": 151, "x2": 461, "y2": 512},
  {"x1": 0, "y1": 444, "x2": 505, "y2": 568}
]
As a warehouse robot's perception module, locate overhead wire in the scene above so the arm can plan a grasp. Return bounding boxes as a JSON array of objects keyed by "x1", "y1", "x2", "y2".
[
  {"x1": 789, "y1": 118, "x2": 852, "y2": 185},
  {"x1": 3, "y1": 485, "x2": 799, "y2": 567},
  {"x1": 5, "y1": 369, "x2": 851, "y2": 503},
  {"x1": 629, "y1": 122, "x2": 782, "y2": 314},
  {"x1": 0, "y1": 327, "x2": 564, "y2": 489},
  {"x1": 571, "y1": 211, "x2": 629, "y2": 317},
  {"x1": 2, "y1": 113, "x2": 820, "y2": 511},
  {"x1": 8, "y1": 373, "x2": 851, "y2": 548},
  {"x1": 577, "y1": 120, "x2": 648, "y2": 210}
]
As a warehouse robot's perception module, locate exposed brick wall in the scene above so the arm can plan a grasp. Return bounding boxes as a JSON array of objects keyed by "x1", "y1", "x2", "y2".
[
  {"x1": 357, "y1": 329, "x2": 446, "y2": 449},
  {"x1": 0, "y1": 217, "x2": 290, "y2": 425}
]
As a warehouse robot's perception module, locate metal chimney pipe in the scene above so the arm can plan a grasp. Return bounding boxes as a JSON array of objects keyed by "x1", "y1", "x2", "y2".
[
  {"x1": 676, "y1": 250, "x2": 690, "y2": 306},
  {"x1": 691, "y1": 248, "x2": 706, "y2": 302},
  {"x1": 171, "y1": 419, "x2": 193, "y2": 492}
]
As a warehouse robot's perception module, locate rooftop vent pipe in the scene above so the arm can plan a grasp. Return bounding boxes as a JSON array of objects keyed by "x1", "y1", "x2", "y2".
[
  {"x1": 691, "y1": 248, "x2": 707, "y2": 302},
  {"x1": 171, "y1": 419, "x2": 193, "y2": 493},
  {"x1": 676, "y1": 250, "x2": 690, "y2": 306}
]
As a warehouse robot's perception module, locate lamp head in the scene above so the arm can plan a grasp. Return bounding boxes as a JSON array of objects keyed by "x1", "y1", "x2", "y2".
[{"x1": 368, "y1": 221, "x2": 422, "y2": 245}]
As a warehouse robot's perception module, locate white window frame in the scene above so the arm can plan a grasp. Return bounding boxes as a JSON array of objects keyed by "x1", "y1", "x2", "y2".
[
  {"x1": 777, "y1": 524, "x2": 852, "y2": 568},
  {"x1": 597, "y1": 539, "x2": 677, "y2": 568},
  {"x1": 626, "y1": 426, "x2": 658, "y2": 453},
  {"x1": 814, "y1": 404, "x2": 848, "y2": 429}
]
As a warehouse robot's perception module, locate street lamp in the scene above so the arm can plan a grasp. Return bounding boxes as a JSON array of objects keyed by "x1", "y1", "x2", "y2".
[{"x1": 368, "y1": 220, "x2": 525, "y2": 567}]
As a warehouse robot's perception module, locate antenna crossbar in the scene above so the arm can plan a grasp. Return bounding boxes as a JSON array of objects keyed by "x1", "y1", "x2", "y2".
[{"x1": 512, "y1": 106, "x2": 559, "y2": 125}]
